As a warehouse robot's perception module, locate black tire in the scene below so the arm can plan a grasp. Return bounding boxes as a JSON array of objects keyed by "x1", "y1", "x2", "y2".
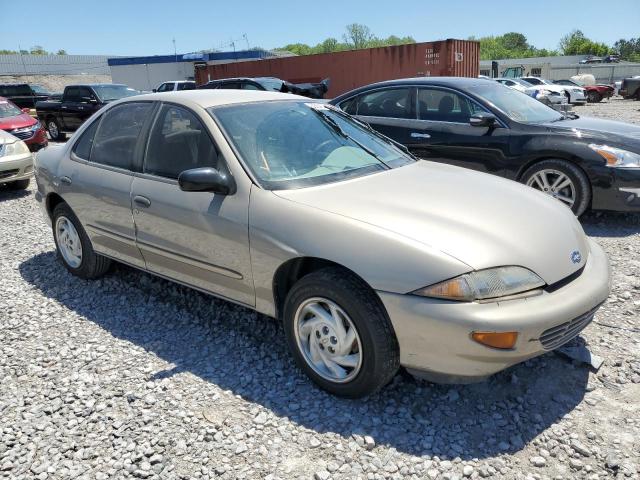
[
  {"x1": 46, "y1": 118, "x2": 65, "y2": 141},
  {"x1": 52, "y1": 202, "x2": 111, "y2": 279},
  {"x1": 283, "y1": 267, "x2": 400, "y2": 398},
  {"x1": 587, "y1": 91, "x2": 601, "y2": 103},
  {"x1": 7, "y1": 179, "x2": 30, "y2": 190},
  {"x1": 564, "y1": 91, "x2": 571, "y2": 104},
  {"x1": 521, "y1": 159, "x2": 591, "y2": 217}
]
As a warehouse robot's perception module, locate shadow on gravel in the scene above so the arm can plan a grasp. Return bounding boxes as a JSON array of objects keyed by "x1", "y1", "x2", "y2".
[
  {"x1": 581, "y1": 211, "x2": 640, "y2": 237},
  {"x1": 0, "y1": 184, "x2": 32, "y2": 202},
  {"x1": 20, "y1": 251, "x2": 590, "y2": 460}
]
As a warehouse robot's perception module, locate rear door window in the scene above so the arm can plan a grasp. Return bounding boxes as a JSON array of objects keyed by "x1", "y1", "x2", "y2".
[
  {"x1": 157, "y1": 83, "x2": 175, "y2": 92},
  {"x1": 64, "y1": 87, "x2": 81, "y2": 102},
  {"x1": 177, "y1": 82, "x2": 195, "y2": 91},
  {"x1": 340, "y1": 88, "x2": 414, "y2": 119},
  {"x1": 218, "y1": 82, "x2": 241, "y2": 89},
  {"x1": 90, "y1": 102, "x2": 153, "y2": 169}
]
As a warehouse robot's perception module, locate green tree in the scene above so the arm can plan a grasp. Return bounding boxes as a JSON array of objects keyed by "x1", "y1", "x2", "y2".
[
  {"x1": 614, "y1": 38, "x2": 640, "y2": 62},
  {"x1": 559, "y1": 30, "x2": 611, "y2": 56},
  {"x1": 56, "y1": 49, "x2": 68, "y2": 55},
  {"x1": 0, "y1": 49, "x2": 19, "y2": 54},
  {"x1": 343, "y1": 23, "x2": 374, "y2": 49},
  {"x1": 29, "y1": 45, "x2": 48, "y2": 55},
  {"x1": 501, "y1": 32, "x2": 529, "y2": 51}
]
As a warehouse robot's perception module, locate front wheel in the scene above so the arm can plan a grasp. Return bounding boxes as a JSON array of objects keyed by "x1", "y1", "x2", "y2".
[
  {"x1": 52, "y1": 203, "x2": 111, "y2": 279},
  {"x1": 283, "y1": 267, "x2": 399, "y2": 398},
  {"x1": 521, "y1": 159, "x2": 591, "y2": 216}
]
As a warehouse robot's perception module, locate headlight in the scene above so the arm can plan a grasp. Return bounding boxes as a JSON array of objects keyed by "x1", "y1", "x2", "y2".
[
  {"x1": 589, "y1": 144, "x2": 640, "y2": 168},
  {"x1": 412, "y1": 266, "x2": 545, "y2": 302},
  {"x1": 0, "y1": 140, "x2": 30, "y2": 157}
]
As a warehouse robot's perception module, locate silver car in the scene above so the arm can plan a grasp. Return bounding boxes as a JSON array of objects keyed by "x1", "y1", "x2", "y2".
[
  {"x1": 33, "y1": 90, "x2": 611, "y2": 398},
  {"x1": 0, "y1": 129, "x2": 33, "y2": 190}
]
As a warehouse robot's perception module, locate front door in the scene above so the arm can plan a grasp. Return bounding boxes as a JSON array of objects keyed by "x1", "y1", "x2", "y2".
[
  {"x1": 61, "y1": 87, "x2": 100, "y2": 132},
  {"x1": 131, "y1": 103, "x2": 254, "y2": 306}
]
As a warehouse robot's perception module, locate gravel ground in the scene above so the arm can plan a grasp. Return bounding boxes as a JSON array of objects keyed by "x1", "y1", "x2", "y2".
[{"x1": 1, "y1": 100, "x2": 640, "y2": 480}]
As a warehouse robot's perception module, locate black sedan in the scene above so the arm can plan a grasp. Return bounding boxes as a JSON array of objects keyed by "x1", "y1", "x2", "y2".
[
  {"x1": 330, "y1": 77, "x2": 640, "y2": 215},
  {"x1": 198, "y1": 76, "x2": 330, "y2": 99}
]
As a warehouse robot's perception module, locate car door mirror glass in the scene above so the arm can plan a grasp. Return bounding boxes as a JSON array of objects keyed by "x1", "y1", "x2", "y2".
[
  {"x1": 470, "y1": 112, "x2": 497, "y2": 127},
  {"x1": 178, "y1": 167, "x2": 235, "y2": 195}
]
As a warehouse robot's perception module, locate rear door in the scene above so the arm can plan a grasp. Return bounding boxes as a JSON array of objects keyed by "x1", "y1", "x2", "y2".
[
  {"x1": 59, "y1": 101, "x2": 155, "y2": 267},
  {"x1": 338, "y1": 86, "x2": 418, "y2": 145},
  {"x1": 130, "y1": 103, "x2": 254, "y2": 305}
]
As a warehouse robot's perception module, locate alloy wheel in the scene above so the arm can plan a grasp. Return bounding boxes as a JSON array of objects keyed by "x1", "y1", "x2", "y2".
[
  {"x1": 526, "y1": 169, "x2": 576, "y2": 208},
  {"x1": 48, "y1": 121, "x2": 59, "y2": 139},
  {"x1": 294, "y1": 297, "x2": 362, "y2": 383},
  {"x1": 55, "y1": 216, "x2": 83, "y2": 268}
]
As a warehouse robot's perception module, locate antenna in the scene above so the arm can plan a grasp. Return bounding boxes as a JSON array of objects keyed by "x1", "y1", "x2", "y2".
[{"x1": 173, "y1": 38, "x2": 177, "y2": 62}]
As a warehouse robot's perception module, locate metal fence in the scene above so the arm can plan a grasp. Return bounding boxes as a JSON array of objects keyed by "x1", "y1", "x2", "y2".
[
  {"x1": 0, "y1": 54, "x2": 112, "y2": 75},
  {"x1": 548, "y1": 64, "x2": 640, "y2": 83}
]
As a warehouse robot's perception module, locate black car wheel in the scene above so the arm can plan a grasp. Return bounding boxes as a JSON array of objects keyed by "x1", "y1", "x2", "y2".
[
  {"x1": 52, "y1": 203, "x2": 111, "y2": 279},
  {"x1": 587, "y1": 91, "x2": 601, "y2": 103},
  {"x1": 47, "y1": 118, "x2": 66, "y2": 141},
  {"x1": 522, "y1": 159, "x2": 591, "y2": 216},
  {"x1": 283, "y1": 267, "x2": 399, "y2": 398}
]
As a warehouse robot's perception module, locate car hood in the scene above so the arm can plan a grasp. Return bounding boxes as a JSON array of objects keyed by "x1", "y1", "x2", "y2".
[
  {"x1": 0, "y1": 113, "x2": 37, "y2": 130},
  {"x1": 541, "y1": 116, "x2": 640, "y2": 147},
  {"x1": 274, "y1": 162, "x2": 589, "y2": 286}
]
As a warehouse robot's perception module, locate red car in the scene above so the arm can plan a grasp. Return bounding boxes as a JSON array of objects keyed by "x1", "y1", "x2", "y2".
[
  {"x1": 554, "y1": 80, "x2": 614, "y2": 103},
  {"x1": 0, "y1": 96, "x2": 48, "y2": 151}
]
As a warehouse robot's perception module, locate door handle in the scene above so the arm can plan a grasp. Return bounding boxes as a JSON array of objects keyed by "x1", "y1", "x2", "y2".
[
  {"x1": 410, "y1": 132, "x2": 431, "y2": 139},
  {"x1": 60, "y1": 176, "x2": 72, "y2": 185},
  {"x1": 133, "y1": 195, "x2": 151, "y2": 208},
  {"x1": 61, "y1": 106, "x2": 68, "y2": 110}
]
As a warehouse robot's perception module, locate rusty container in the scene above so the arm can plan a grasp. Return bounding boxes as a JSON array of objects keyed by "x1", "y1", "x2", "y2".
[{"x1": 195, "y1": 39, "x2": 479, "y2": 97}]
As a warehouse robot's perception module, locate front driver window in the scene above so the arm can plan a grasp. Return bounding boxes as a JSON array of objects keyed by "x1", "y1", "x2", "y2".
[
  {"x1": 418, "y1": 88, "x2": 487, "y2": 123},
  {"x1": 144, "y1": 105, "x2": 219, "y2": 179}
]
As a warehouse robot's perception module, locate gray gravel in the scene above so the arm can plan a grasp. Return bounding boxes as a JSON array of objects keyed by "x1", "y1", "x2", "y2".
[{"x1": 2, "y1": 100, "x2": 640, "y2": 480}]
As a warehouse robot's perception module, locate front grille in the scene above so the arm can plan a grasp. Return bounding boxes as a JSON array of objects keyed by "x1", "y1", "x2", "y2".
[
  {"x1": 0, "y1": 169, "x2": 19, "y2": 179},
  {"x1": 9, "y1": 129, "x2": 35, "y2": 141},
  {"x1": 539, "y1": 305, "x2": 600, "y2": 350}
]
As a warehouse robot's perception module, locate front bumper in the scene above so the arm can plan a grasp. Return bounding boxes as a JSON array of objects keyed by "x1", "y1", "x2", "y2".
[
  {"x1": 570, "y1": 90, "x2": 586, "y2": 103},
  {"x1": 0, "y1": 153, "x2": 34, "y2": 183},
  {"x1": 377, "y1": 238, "x2": 610, "y2": 383},
  {"x1": 592, "y1": 167, "x2": 640, "y2": 212}
]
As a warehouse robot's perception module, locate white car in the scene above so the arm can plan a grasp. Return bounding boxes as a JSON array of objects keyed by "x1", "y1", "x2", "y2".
[
  {"x1": 495, "y1": 78, "x2": 567, "y2": 106},
  {"x1": 0, "y1": 129, "x2": 33, "y2": 190},
  {"x1": 153, "y1": 80, "x2": 196, "y2": 93},
  {"x1": 520, "y1": 77, "x2": 586, "y2": 104}
]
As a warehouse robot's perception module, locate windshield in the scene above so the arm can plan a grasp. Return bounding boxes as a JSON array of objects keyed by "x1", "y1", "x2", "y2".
[
  {"x1": 0, "y1": 99, "x2": 23, "y2": 118},
  {"x1": 211, "y1": 101, "x2": 413, "y2": 189},
  {"x1": 31, "y1": 85, "x2": 49, "y2": 94},
  {"x1": 468, "y1": 82, "x2": 563, "y2": 124},
  {"x1": 92, "y1": 85, "x2": 138, "y2": 102},
  {"x1": 255, "y1": 78, "x2": 285, "y2": 91}
]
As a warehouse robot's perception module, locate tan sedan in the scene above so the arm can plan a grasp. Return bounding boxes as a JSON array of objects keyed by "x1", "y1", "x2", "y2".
[
  {"x1": 0, "y1": 129, "x2": 33, "y2": 190},
  {"x1": 33, "y1": 90, "x2": 610, "y2": 398}
]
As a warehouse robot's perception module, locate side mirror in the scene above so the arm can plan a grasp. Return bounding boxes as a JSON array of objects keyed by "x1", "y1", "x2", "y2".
[
  {"x1": 178, "y1": 167, "x2": 235, "y2": 195},
  {"x1": 21, "y1": 108, "x2": 31, "y2": 114},
  {"x1": 152, "y1": 88, "x2": 157, "y2": 93},
  {"x1": 81, "y1": 96, "x2": 97, "y2": 104},
  {"x1": 469, "y1": 112, "x2": 497, "y2": 128}
]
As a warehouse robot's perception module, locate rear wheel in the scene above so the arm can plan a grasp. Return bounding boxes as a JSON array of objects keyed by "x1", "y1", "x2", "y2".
[
  {"x1": 522, "y1": 159, "x2": 591, "y2": 216},
  {"x1": 283, "y1": 267, "x2": 399, "y2": 398},
  {"x1": 52, "y1": 203, "x2": 111, "y2": 279},
  {"x1": 7, "y1": 179, "x2": 30, "y2": 190},
  {"x1": 47, "y1": 118, "x2": 65, "y2": 141},
  {"x1": 587, "y1": 91, "x2": 601, "y2": 103}
]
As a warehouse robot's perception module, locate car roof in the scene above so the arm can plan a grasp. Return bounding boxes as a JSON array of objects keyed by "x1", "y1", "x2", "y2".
[
  {"x1": 65, "y1": 83, "x2": 128, "y2": 87},
  {"x1": 121, "y1": 89, "x2": 305, "y2": 108},
  {"x1": 162, "y1": 80, "x2": 195, "y2": 83}
]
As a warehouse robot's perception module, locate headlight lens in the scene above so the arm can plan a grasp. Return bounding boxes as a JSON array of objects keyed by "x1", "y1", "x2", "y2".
[
  {"x1": 589, "y1": 144, "x2": 640, "y2": 168},
  {"x1": 0, "y1": 140, "x2": 31, "y2": 157},
  {"x1": 412, "y1": 266, "x2": 545, "y2": 302}
]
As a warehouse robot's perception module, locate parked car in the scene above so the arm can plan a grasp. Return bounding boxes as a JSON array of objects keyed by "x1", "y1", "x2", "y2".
[
  {"x1": 520, "y1": 77, "x2": 586, "y2": 104},
  {"x1": 0, "y1": 83, "x2": 53, "y2": 109},
  {"x1": 33, "y1": 90, "x2": 611, "y2": 397},
  {"x1": 553, "y1": 79, "x2": 614, "y2": 103},
  {"x1": 36, "y1": 84, "x2": 137, "y2": 141},
  {"x1": 153, "y1": 80, "x2": 196, "y2": 92},
  {"x1": 330, "y1": 77, "x2": 640, "y2": 216},
  {"x1": 495, "y1": 78, "x2": 568, "y2": 106},
  {"x1": 0, "y1": 97, "x2": 48, "y2": 151},
  {"x1": 199, "y1": 76, "x2": 330, "y2": 99},
  {"x1": 0, "y1": 129, "x2": 33, "y2": 190},
  {"x1": 619, "y1": 77, "x2": 640, "y2": 100}
]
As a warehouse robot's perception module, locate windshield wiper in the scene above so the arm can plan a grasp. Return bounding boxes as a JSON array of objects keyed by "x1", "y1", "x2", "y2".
[{"x1": 310, "y1": 108, "x2": 390, "y2": 168}]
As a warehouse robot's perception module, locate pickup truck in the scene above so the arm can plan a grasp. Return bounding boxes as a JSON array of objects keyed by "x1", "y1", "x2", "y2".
[
  {"x1": 619, "y1": 77, "x2": 640, "y2": 100},
  {"x1": 36, "y1": 84, "x2": 137, "y2": 140}
]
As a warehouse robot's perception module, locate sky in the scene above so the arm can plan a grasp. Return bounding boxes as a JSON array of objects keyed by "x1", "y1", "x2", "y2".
[{"x1": 2, "y1": 0, "x2": 639, "y2": 56}]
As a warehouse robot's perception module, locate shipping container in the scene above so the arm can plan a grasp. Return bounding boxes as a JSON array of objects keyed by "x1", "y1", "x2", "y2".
[{"x1": 195, "y1": 39, "x2": 479, "y2": 97}]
